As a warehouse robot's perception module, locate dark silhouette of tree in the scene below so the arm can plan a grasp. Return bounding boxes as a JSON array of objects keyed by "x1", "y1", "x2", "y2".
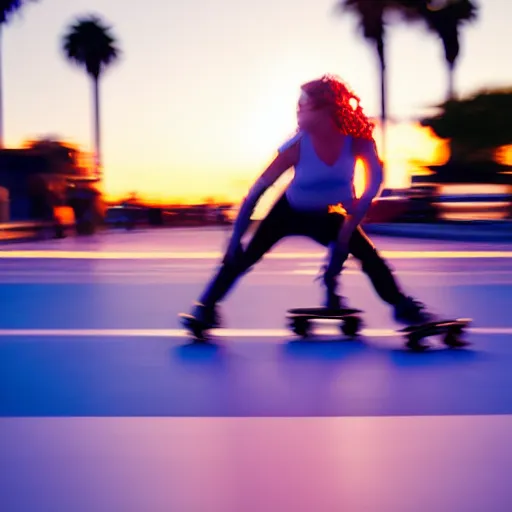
[
  {"x1": 416, "y1": 0, "x2": 478, "y2": 100},
  {"x1": 334, "y1": 1, "x2": 420, "y2": 166},
  {"x1": 421, "y1": 89, "x2": 512, "y2": 162},
  {"x1": 25, "y1": 135, "x2": 75, "y2": 152},
  {"x1": 62, "y1": 14, "x2": 120, "y2": 179},
  {"x1": 23, "y1": 135, "x2": 94, "y2": 178},
  {"x1": 0, "y1": 0, "x2": 39, "y2": 147}
]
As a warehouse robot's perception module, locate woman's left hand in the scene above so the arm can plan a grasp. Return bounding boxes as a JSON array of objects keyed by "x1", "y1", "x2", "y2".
[{"x1": 324, "y1": 218, "x2": 356, "y2": 279}]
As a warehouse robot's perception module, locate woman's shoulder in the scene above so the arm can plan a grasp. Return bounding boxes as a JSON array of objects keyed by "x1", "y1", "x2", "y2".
[
  {"x1": 277, "y1": 130, "x2": 304, "y2": 154},
  {"x1": 351, "y1": 136, "x2": 378, "y2": 155}
]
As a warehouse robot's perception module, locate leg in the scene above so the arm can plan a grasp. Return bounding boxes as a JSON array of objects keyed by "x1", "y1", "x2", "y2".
[
  {"x1": 349, "y1": 227, "x2": 433, "y2": 323},
  {"x1": 300, "y1": 214, "x2": 432, "y2": 322},
  {"x1": 297, "y1": 212, "x2": 350, "y2": 309},
  {"x1": 348, "y1": 227, "x2": 403, "y2": 305},
  {"x1": 299, "y1": 213, "x2": 400, "y2": 309},
  {"x1": 190, "y1": 197, "x2": 292, "y2": 324},
  {"x1": 198, "y1": 217, "x2": 286, "y2": 306}
]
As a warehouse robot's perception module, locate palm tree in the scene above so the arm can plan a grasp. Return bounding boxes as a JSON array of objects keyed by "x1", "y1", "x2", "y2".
[
  {"x1": 334, "y1": 1, "x2": 419, "y2": 167},
  {"x1": 0, "y1": 0, "x2": 39, "y2": 148},
  {"x1": 62, "y1": 15, "x2": 120, "y2": 179},
  {"x1": 418, "y1": 0, "x2": 478, "y2": 100}
]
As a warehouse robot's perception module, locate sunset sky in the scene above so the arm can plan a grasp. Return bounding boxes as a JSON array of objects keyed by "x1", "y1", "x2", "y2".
[{"x1": 3, "y1": 0, "x2": 511, "y2": 203}]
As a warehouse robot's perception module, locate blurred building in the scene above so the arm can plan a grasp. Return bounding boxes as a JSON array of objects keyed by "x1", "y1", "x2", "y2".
[
  {"x1": 0, "y1": 142, "x2": 101, "y2": 224},
  {"x1": 411, "y1": 162, "x2": 512, "y2": 221}
]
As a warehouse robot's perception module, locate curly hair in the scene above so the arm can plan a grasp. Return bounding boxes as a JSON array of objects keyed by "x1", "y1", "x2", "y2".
[{"x1": 300, "y1": 74, "x2": 375, "y2": 140}]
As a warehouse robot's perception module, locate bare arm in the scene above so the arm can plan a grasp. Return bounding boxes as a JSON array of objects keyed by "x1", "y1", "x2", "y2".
[
  {"x1": 230, "y1": 141, "x2": 299, "y2": 245},
  {"x1": 324, "y1": 137, "x2": 383, "y2": 279},
  {"x1": 338, "y1": 137, "x2": 384, "y2": 240}
]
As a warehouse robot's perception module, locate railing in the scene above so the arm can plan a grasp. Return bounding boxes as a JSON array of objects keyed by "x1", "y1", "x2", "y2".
[
  {"x1": 0, "y1": 220, "x2": 52, "y2": 242},
  {"x1": 0, "y1": 207, "x2": 76, "y2": 242}
]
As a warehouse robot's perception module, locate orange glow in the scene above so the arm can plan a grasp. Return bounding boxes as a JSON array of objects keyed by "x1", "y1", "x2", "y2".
[
  {"x1": 372, "y1": 122, "x2": 448, "y2": 189},
  {"x1": 351, "y1": 122, "x2": 445, "y2": 199},
  {"x1": 8, "y1": 121, "x2": 449, "y2": 205},
  {"x1": 328, "y1": 203, "x2": 348, "y2": 215},
  {"x1": 496, "y1": 145, "x2": 512, "y2": 165},
  {"x1": 353, "y1": 158, "x2": 366, "y2": 198},
  {"x1": 107, "y1": 121, "x2": 448, "y2": 204}
]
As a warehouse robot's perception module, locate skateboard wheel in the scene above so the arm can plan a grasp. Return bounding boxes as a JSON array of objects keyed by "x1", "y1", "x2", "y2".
[
  {"x1": 340, "y1": 316, "x2": 361, "y2": 337},
  {"x1": 449, "y1": 324, "x2": 464, "y2": 336},
  {"x1": 290, "y1": 317, "x2": 310, "y2": 337},
  {"x1": 443, "y1": 332, "x2": 469, "y2": 348},
  {"x1": 405, "y1": 333, "x2": 429, "y2": 352},
  {"x1": 192, "y1": 327, "x2": 209, "y2": 342}
]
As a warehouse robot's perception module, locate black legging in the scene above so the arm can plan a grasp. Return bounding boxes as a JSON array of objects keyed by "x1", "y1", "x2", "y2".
[{"x1": 199, "y1": 194, "x2": 403, "y2": 307}]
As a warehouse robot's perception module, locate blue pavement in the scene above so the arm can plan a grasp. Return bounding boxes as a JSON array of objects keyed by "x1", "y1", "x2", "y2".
[
  {"x1": 1, "y1": 228, "x2": 512, "y2": 511},
  {"x1": 1, "y1": 331, "x2": 512, "y2": 418},
  {"x1": 364, "y1": 220, "x2": 512, "y2": 242}
]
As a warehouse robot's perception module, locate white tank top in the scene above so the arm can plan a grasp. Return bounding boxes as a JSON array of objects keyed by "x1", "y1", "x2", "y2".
[{"x1": 278, "y1": 131, "x2": 356, "y2": 212}]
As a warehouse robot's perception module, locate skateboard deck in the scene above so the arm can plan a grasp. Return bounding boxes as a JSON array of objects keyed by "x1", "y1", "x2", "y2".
[
  {"x1": 286, "y1": 307, "x2": 364, "y2": 338},
  {"x1": 399, "y1": 317, "x2": 472, "y2": 351}
]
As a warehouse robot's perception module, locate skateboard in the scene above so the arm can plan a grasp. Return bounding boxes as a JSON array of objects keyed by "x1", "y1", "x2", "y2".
[
  {"x1": 286, "y1": 307, "x2": 364, "y2": 338},
  {"x1": 286, "y1": 307, "x2": 472, "y2": 351},
  {"x1": 399, "y1": 318, "x2": 472, "y2": 351}
]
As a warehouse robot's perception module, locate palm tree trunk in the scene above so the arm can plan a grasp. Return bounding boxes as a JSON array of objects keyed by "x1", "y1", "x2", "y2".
[
  {"x1": 447, "y1": 61, "x2": 455, "y2": 101},
  {"x1": 0, "y1": 25, "x2": 4, "y2": 149},
  {"x1": 377, "y1": 39, "x2": 387, "y2": 171},
  {"x1": 92, "y1": 76, "x2": 101, "y2": 179}
]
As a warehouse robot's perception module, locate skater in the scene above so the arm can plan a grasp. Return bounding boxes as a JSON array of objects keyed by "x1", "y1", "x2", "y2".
[{"x1": 183, "y1": 74, "x2": 433, "y2": 330}]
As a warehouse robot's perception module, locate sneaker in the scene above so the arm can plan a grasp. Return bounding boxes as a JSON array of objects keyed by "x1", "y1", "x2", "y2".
[
  {"x1": 187, "y1": 302, "x2": 222, "y2": 328},
  {"x1": 393, "y1": 296, "x2": 435, "y2": 325}
]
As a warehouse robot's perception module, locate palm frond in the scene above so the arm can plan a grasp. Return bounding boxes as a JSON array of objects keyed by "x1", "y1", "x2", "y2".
[
  {"x1": 0, "y1": 0, "x2": 38, "y2": 24},
  {"x1": 62, "y1": 15, "x2": 120, "y2": 78}
]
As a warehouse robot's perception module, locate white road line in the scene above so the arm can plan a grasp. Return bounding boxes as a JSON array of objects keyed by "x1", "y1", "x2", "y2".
[
  {"x1": 0, "y1": 270, "x2": 325, "y2": 277},
  {"x1": 0, "y1": 328, "x2": 393, "y2": 337},
  {"x1": 1, "y1": 250, "x2": 512, "y2": 260},
  {"x1": 0, "y1": 326, "x2": 510, "y2": 338},
  {"x1": 0, "y1": 269, "x2": 511, "y2": 278},
  {"x1": 291, "y1": 269, "x2": 512, "y2": 276},
  {"x1": 470, "y1": 327, "x2": 512, "y2": 334}
]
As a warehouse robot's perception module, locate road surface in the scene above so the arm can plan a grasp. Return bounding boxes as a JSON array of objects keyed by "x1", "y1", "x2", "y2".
[{"x1": 1, "y1": 228, "x2": 512, "y2": 511}]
